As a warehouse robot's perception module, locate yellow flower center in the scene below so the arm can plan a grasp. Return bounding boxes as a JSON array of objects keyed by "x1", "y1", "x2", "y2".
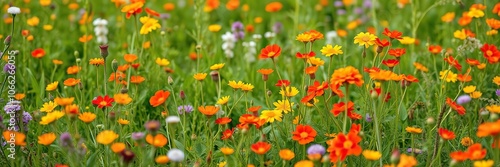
[
  {"x1": 486, "y1": 50, "x2": 493, "y2": 56},
  {"x1": 99, "y1": 101, "x2": 108, "y2": 106},
  {"x1": 157, "y1": 97, "x2": 164, "y2": 102},
  {"x1": 268, "y1": 52, "x2": 276, "y2": 57},
  {"x1": 343, "y1": 141, "x2": 353, "y2": 149},
  {"x1": 300, "y1": 132, "x2": 309, "y2": 138},
  {"x1": 362, "y1": 36, "x2": 370, "y2": 42}
]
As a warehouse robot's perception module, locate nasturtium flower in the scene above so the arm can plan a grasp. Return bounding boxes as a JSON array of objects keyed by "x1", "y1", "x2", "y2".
[
  {"x1": 353, "y1": 32, "x2": 377, "y2": 48},
  {"x1": 320, "y1": 44, "x2": 343, "y2": 56},
  {"x1": 96, "y1": 130, "x2": 119, "y2": 145},
  {"x1": 38, "y1": 132, "x2": 56, "y2": 146}
]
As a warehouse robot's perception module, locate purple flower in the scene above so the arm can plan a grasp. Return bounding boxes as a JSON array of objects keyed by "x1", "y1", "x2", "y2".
[
  {"x1": 272, "y1": 22, "x2": 283, "y2": 34},
  {"x1": 363, "y1": 0, "x2": 372, "y2": 8},
  {"x1": 131, "y1": 132, "x2": 145, "y2": 141},
  {"x1": 231, "y1": 21, "x2": 244, "y2": 31},
  {"x1": 160, "y1": 13, "x2": 170, "y2": 20},
  {"x1": 144, "y1": 120, "x2": 161, "y2": 132},
  {"x1": 334, "y1": 1, "x2": 343, "y2": 7},
  {"x1": 60, "y1": 132, "x2": 73, "y2": 148},
  {"x1": 234, "y1": 31, "x2": 245, "y2": 40},
  {"x1": 4, "y1": 100, "x2": 21, "y2": 113},
  {"x1": 407, "y1": 148, "x2": 422, "y2": 154},
  {"x1": 22, "y1": 111, "x2": 32, "y2": 124},
  {"x1": 337, "y1": 9, "x2": 346, "y2": 15},
  {"x1": 307, "y1": 144, "x2": 326, "y2": 155},
  {"x1": 177, "y1": 105, "x2": 193, "y2": 114},
  {"x1": 456, "y1": 95, "x2": 471, "y2": 105},
  {"x1": 3, "y1": 64, "x2": 15, "y2": 74},
  {"x1": 354, "y1": 8, "x2": 363, "y2": 15},
  {"x1": 496, "y1": 89, "x2": 500, "y2": 96},
  {"x1": 365, "y1": 113, "x2": 372, "y2": 122}
]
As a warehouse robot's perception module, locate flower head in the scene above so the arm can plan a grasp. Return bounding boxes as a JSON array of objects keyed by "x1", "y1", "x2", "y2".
[
  {"x1": 353, "y1": 32, "x2": 377, "y2": 48},
  {"x1": 92, "y1": 95, "x2": 114, "y2": 108},
  {"x1": 251, "y1": 141, "x2": 271, "y2": 155},
  {"x1": 149, "y1": 90, "x2": 170, "y2": 107},
  {"x1": 140, "y1": 16, "x2": 161, "y2": 34},
  {"x1": 259, "y1": 44, "x2": 281, "y2": 59},
  {"x1": 292, "y1": 125, "x2": 317, "y2": 145},
  {"x1": 167, "y1": 149, "x2": 185, "y2": 162},
  {"x1": 96, "y1": 130, "x2": 119, "y2": 145},
  {"x1": 38, "y1": 132, "x2": 57, "y2": 146}
]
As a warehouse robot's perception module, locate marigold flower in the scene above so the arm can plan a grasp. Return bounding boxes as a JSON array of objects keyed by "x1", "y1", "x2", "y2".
[
  {"x1": 413, "y1": 62, "x2": 428, "y2": 72},
  {"x1": 78, "y1": 35, "x2": 93, "y2": 43},
  {"x1": 294, "y1": 160, "x2": 313, "y2": 167},
  {"x1": 279, "y1": 149, "x2": 295, "y2": 161},
  {"x1": 114, "y1": 93, "x2": 132, "y2": 105},
  {"x1": 37, "y1": 132, "x2": 56, "y2": 146},
  {"x1": 428, "y1": 45, "x2": 442, "y2": 54},
  {"x1": 265, "y1": 2, "x2": 282, "y2": 12},
  {"x1": 362, "y1": 150, "x2": 382, "y2": 161},
  {"x1": 292, "y1": 124, "x2": 317, "y2": 145},
  {"x1": 140, "y1": 16, "x2": 161, "y2": 34},
  {"x1": 63, "y1": 78, "x2": 80, "y2": 87},
  {"x1": 321, "y1": 44, "x2": 343, "y2": 57},
  {"x1": 405, "y1": 127, "x2": 422, "y2": 134},
  {"x1": 208, "y1": 24, "x2": 222, "y2": 32},
  {"x1": 198, "y1": 105, "x2": 219, "y2": 116},
  {"x1": 124, "y1": 54, "x2": 138, "y2": 63},
  {"x1": 90, "y1": 58, "x2": 105, "y2": 66},
  {"x1": 31, "y1": 48, "x2": 46, "y2": 58},
  {"x1": 382, "y1": 59, "x2": 400, "y2": 68},
  {"x1": 441, "y1": 12, "x2": 455, "y2": 22},
  {"x1": 353, "y1": 32, "x2": 377, "y2": 48},
  {"x1": 92, "y1": 95, "x2": 114, "y2": 108},
  {"x1": 259, "y1": 44, "x2": 281, "y2": 59},
  {"x1": 130, "y1": 75, "x2": 145, "y2": 84},
  {"x1": 220, "y1": 147, "x2": 235, "y2": 155},
  {"x1": 461, "y1": 137, "x2": 474, "y2": 146},
  {"x1": 121, "y1": 2, "x2": 143, "y2": 19},
  {"x1": 476, "y1": 120, "x2": 500, "y2": 137},
  {"x1": 96, "y1": 130, "x2": 119, "y2": 145},
  {"x1": 260, "y1": 110, "x2": 283, "y2": 123},
  {"x1": 155, "y1": 58, "x2": 170, "y2": 66},
  {"x1": 155, "y1": 155, "x2": 169, "y2": 164},
  {"x1": 146, "y1": 134, "x2": 168, "y2": 147},
  {"x1": 149, "y1": 90, "x2": 170, "y2": 107},
  {"x1": 3, "y1": 131, "x2": 26, "y2": 146},
  {"x1": 369, "y1": 69, "x2": 402, "y2": 82},
  {"x1": 397, "y1": 154, "x2": 417, "y2": 166},
  {"x1": 250, "y1": 141, "x2": 271, "y2": 155},
  {"x1": 79, "y1": 112, "x2": 96, "y2": 123},
  {"x1": 39, "y1": 111, "x2": 65, "y2": 125},
  {"x1": 382, "y1": 28, "x2": 403, "y2": 39},
  {"x1": 327, "y1": 129, "x2": 362, "y2": 162},
  {"x1": 279, "y1": 86, "x2": 299, "y2": 97},
  {"x1": 473, "y1": 160, "x2": 494, "y2": 167},
  {"x1": 67, "y1": 65, "x2": 81, "y2": 75},
  {"x1": 40, "y1": 101, "x2": 58, "y2": 112},
  {"x1": 330, "y1": 66, "x2": 364, "y2": 87},
  {"x1": 193, "y1": 73, "x2": 207, "y2": 81},
  {"x1": 446, "y1": 97, "x2": 466, "y2": 115}
]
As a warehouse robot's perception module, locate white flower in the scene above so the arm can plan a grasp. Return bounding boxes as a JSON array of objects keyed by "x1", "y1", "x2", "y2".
[
  {"x1": 93, "y1": 18, "x2": 108, "y2": 26},
  {"x1": 264, "y1": 32, "x2": 275, "y2": 38},
  {"x1": 252, "y1": 34, "x2": 262, "y2": 40},
  {"x1": 7, "y1": 7, "x2": 21, "y2": 15},
  {"x1": 167, "y1": 149, "x2": 185, "y2": 162},
  {"x1": 165, "y1": 116, "x2": 180, "y2": 124}
]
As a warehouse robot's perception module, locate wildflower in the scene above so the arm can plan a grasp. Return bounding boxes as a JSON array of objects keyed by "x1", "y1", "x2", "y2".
[
  {"x1": 177, "y1": 105, "x2": 194, "y2": 114},
  {"x1": 446, "y1": 97, "x2": 466, "y2": 115},
  {"x1": 470, "y1": 91, "x2": 482, "y2": 99},
  {"x1": 131, "y1": 132, "x2": 145, "y2": 141},
  {"x1": 450, "y1": 151, "x2": 469, "y2": 162},
  {"x1": 130, "y1": 76, "x2": 145, "y2": 84},
  {"x1": 121, "y1": 2, "x2": 144, "y2": 19},
  {"x1": 456, "y1": 95, "x2": 471, "y2": 105},
  {"x1": 306, "y1": 144, "x2": 325, "y2": 160},
  {"x1": 215, "y1": 117, "x2": 231, "y2": 125},
  {"x1": 279, "y1": 149, "x2": 295, "y2": 161},
  {"x1": 27, "y1": 16, "x2": 40, "y2": 26},
  {"x1": 40, "y1": 101, "x2": 58, "y2": 112},
  {"x1": 241, "y1": 83, "x2": 254, "y2": 91},
  {"x1": 307, "y1": 57, "x2": 325, "y2": 66},
  {"x1": 468, "y1": 8, "x2": 484, "y2": 18},
  {"x1": 146, "y1": 134, "x2": 168, "y2": 147},
  {"x1": 461, "y1": 137, "x2": 474, "y2": 146},
  {"x1": 320, "y1": 44, "x2": 343, "y2": 57},
  {"x1": 444, "y1": 56, "x2": 462, "y2": 71},
  {"x1": 93, "y1": 18, "x2": 109, "y2": 44},
  {"x1": 114, "y1": 93, "x2": 132, "y2": 105},
  {"x1": 220, "y1": 147, "x2": 234, "y2": 155},
  {"x1": 251, "y1": 141, "x2": 271, "y2": 155},
  {"x1": 217, "y1": 96, "x2": 230, "y2": 105},
  {"x1": 64, "y1": 104, "x2": 79, "y2": 115},
  {"x1": 413, "y1": 62, "x2": 428, "y2": 72},
  {"x1": 167, "y1": 149, "x2": 185, "y2": 162},
  {"x1": 388, "y1": 48, "x2": 406, "y2": 58},
  {"x1": 463, "y1": 86, "x2": 476, "y2": 93},
  {"x1": 221, "y1": 128, "x2": 235, "y2": 140},
  {"x1": 353, "y1": 32, "x2": 377, "y2": 48},
  {"x1": 467, "y1": 143, "x2": 486, "y2": 160},
  {"x1": 439, "y1": 70, "x2": 457, "y2": 83},
  {"x1": 7, "y1": 7, "x2": 21, "y2": 15},
  {"x1": 124, "y1": 54, "x2": 138, "y2": 63},
  {"x1": 140, "y1": 16, "x2": 161, "y2": 34},
  {"x1": 260, "y1": 110, "x2": 283, "y2": 123},
  {"x1": 362, "y1": 150, "x2": 382, "y2": 161},
  {"x1": 476, "y1": 120, "x2": 500, "y2": 137},
  {"x1": 208, "y1": 24, "x2": 222, "y2": 32},
  {"x1": 155, "y1": 155, "x2": 169, "y2": 164},
  {"x1": 2, "y1": 131, "x2": 26, "y2": 146},
  {"x1": 259, "y1": 44, "x2": 281, "y2": 59},
  {"x1": 428, "y1": 45, "x2": 442, "y2": 54},
  {"x1": 279, "y1": 86, "x2": 299, "y2": 97},
  {"x1": 79, "y1": 112, "x2": 96, "y2": 123},
  {"x1": 398, "y1": 36, "x2": 416, "y2": 44},
  {"x1": 204, "y1": 0, "x2": 220, "y2": 12},
  {"x1": 193, "y1": 73, "x2": 207, "y2": 81},
  {"x1": 67, "y1": 65, "x2": 81, "y2": 74},
  {"x1": 292, "y1": 125, "x2": 317, "y2": 145},
  {"x1": 382, "y1": 28, "x2": 403, "y2": 39},
  {"x1": 480, "y1": 44, "x2": 500, "y2": 64},
  {"x1": 39, "y1": 111, "x2": 65, "y2": 125},
  {"x1": 441, "y1": 12, "x2": 455, "y2": 22},
  {"x1": 257, "y1": 69, "x2": 273, "y2": 81},
  {"x1": 330, "y1": 101, "x2": 361, "y2": 120},
  {"x1": 90, "y1": 58, "x2": 105, "y2": 66},
  {"x1": 398, "y1": 154, "x2": 417, "y2": 166},
  {"x1": 382, "y1": 59, "x2": 400, "y2": 68},
  {"x1": 473, "y1": 160, "x2": 494, "y2": 167},
  {"x1": 327, "y1": 127, "x2": 362, "y2": 162},
  {"x1": 198, "y1": 106, "x2": 219, "y2": 117},
  {"x1": 265, "y1": 2, "x2": 282, "y2": 12},
  {"x1": 38, "y1": 132, "x2": 56, "y2": 146},
  {"x1": 294, "y1": 160, "x2": 314, "y2": 167},
  {"x1": 96, "y1": 130, "x2": 119, "y2": 145},
  {"x1": 486, "y1": 105, "x2": 500, "y2": 113},
  {"x1": 149, "y1": 90, "x2": 170, "y2": 107},
  {"x1": 118, "y1": 118, "x2": 130, "y2": 125},
  {"x1": 78, "y1": 35, "x2": 93, "y2": 43},
  {"x1": 92, "y1": 95, "x2": 114, "y2": 108},
  {"x1": 31, "y1": 48, "x2": 46, "y2": 58},
  {"x1": 330, "y1": 66, "x2": 364, "y2": 87},
  {"x1": 405, "y1": 127, "x2": 422, "y2": 134},
  {"x1": 110, "y1": 142, "x2": 126, "y2": 153},
  {"x1": 210, "y1": 63, "x2": 225, "y2": 70},
  {"x1": 454, "y1": 29, "x2": 468, "y2": 40},
  {"x1": 296, "y1": 33, "x2": 312, "y2": 43},
  {"x1": 439, "y1": 128, "x2": 456, "y2": 140},
  {"x1": 155, "y1": 58, "x2": 170, "y2": 66}
]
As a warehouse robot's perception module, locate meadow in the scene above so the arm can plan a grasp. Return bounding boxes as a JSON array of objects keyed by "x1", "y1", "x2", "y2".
[{"x1": 1, "y1": 0, "x2": 500, "y2": 166}]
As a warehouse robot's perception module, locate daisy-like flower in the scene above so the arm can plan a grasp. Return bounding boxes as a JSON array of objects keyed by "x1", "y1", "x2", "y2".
[
  {"x1": 40, "y1": 101, "x2": 58, "y2": 112},
  {"x1": 292, "y1": 124, "x2": 317, "y2": 145},
  {"x1": 259, "y1": 44, "x2": 281, "y2": 59},
  {"x1": 89, "y1": 58, "x2": 105, "y2": 66},
  {"x1": 273, "y1": 99, "x2": 294, "y2": 114},
  {"x1": 140, "y1": 16, "x2": 161, "y2": 34},
  {"x1": 362, "y1": 150, "x2": 382, "y2": 161},
  {"x1": 78, "y1": 112, "x2": 96, "y2": 123},
  {"x1": 155, "y1": 58, "x2": 170, "y2": 66},
  {"x1": 320, "y1": 44, "x2": 343, "y2": 57},
  {"x1": 210, "y1": 63, "x2": 225, "y2": 70},
  {"x1": 92, "y1": 95, "x2": 114, "y2": 109},
  {"x1": 439, "y1": 70, "x2": 458, "y2": 83},
  {"x1": 217, "y1": 96, "x2": 230, "y2": 105},
  {"x1": 121, "y1": 2, "x2": 144, "y2": 19},
  {"x1": 38, "y1": 132, "x2": 56, "y2": 146},
  {"x1": 353, "y1": 32, "x2": 377, "y2": 48},
  {"x1": 241, "y1": 83, "x2": 254, "y2": 91},
  {"x1": 96, "y1": 130, "x2": 119, "y2": 145},
  {"x1": 7, "y1": 7, "x2": 21, "y2": 15},
  {"x1": 167, "y1": 149, "x2": 185, "y2": 162},
  {"x1": 330, "y1": 66, "x2": 364, "y2": 87},
  {"x1": 279, "y1": 86, "x2": 299, "y2": 97},
  {"x1": 405, "y1": 127, "x2": 422, "y2": 134},
  {"x1": 193, "y1": 73, "x2": 207, "y2": 81},
  {"x1": 39, "y1": 111, "x2": 65, "y2": 125},
  {"x1": 260, "y1": 109, "x2": 283, "y2": 123}
]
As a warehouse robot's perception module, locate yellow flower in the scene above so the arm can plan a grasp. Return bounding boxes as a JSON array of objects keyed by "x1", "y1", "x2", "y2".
[
  {"x1": 454, "y1": 29, "x2": 467, "y2": 40},
  {"x1": 294, "y1": 160, "x2": 314, "y2": 167},
  {"x1": 39, "y1": 111, "x2": 65, "y2": 125},
  {"x1": 405, "y1": 127, "x2": 422, "y2": 134},
  {"x1": 353, "y1": 32, "x2": 377, "y2": 48},
  {"x1": 96, "y1": 130, "x2": 119, "y2": 145},
  {"x1": 296, "y1": 33, "x2": 312, "y2": 43},
  {"x1": 398, "y1": 36, "x2": 416, "y2": 44},
  {"x1": 43, "y1": 25, "x2": 53, "y2": 31},
  {"x1": 218, "y1": 161, "x2": 227, "y2": 167},
  {"x1": 274, "y1": 99, "x2": 294, "y2": 114},
  {"x1": 40, "y1": 0, "x2": 51, "y2": 6},
  {"x1": 441, "y1": 12, "x2": 455, "y2": 23},
  {"x1": 320, "y1": 44, "x2": 343, "y2": 57},
  {"x1": 461, "y1": 137, "x2": 474, "y2": 146},
  {"x1": 155, "y1": 155, "x2": 169, "y2": 164},
  {"x1": 78, "y1": 112, "x2": 96, "y2": 123},
  {"x1": 463, "y1": 85, "x2": 476, "y2": 93},
  {"x1": 439, "y1": 70, "x2": 457, "y2": 82},
  {"x1": 217, "y1": 96, "x2": 230, "y2": 105},
  {"x1": 279, "y1": 86, "x2": 299, "y2": 97},
  {"x1": 293, "y1": 116, "x2": 300, "y2": 125},
  {"x1": 38, "y1": 132, "x2": 56, "y2": 146},
  {"x1": 228, "y1": 80, "x2": 244, "y2": 89},
  {"x1": 139, "y1": 16, "x2": 161, "y2": 35},
  {"x1": 493, "y1": 76, "x2": 500, "y2": 86},
  {"x1": 413, "y1": 62, "x2": 428, "y2": 72},
  {"x1": 220, "y1": 147, "x2": 235, "y2": 155},
  {"x1": 143, "y1": 41, "x2": 151, "y2": 49},
  {"x1": 486, "y1": 30, "x2": 498, "y2": 36},
  {"x1": 27, "y1": 16, "x2": 40, "y2": 26},
  {"x1": 89, "y1": 58, "x2": 105, "y2": 66},
  {"x1": 193, "y1": 73, "x2": 207, "y2": 81},
  {"x1": 468, "y1": 8, "x2": 484, "y2": 18},
  {"x1": 254, "y1": 17, "x2": 263, "y2": 23},
  {"x1": 208, "y1": 24, "x2": 222, "y2": 32},
  {"x1": 362, "y1": 150, "x2": 382, "y2": 161},
  {"x1": 40, "y1": 101, "x2": 58, "y2": 113},
  {"x1": 210, "y1": 63, "x2": 225, "y2": 70},
  {"x1": 470, "y1": 91, "x2": 482, "y2": 99},
  {"x1": 155, "y1": 58, "x2": 170, "y2": 66},
  {"x1": 477, "y1": 63, "x2": 486, "y2": 70},
  {"x1": 279, "y1": 149, "x2": 295, "y2": 161},
  {"x1": 260, "y1": 110, "x2": 283, "y2": 123},
  {"x1": 241, "y1": 83, "x2": 254, "y2": 91},
  {"x1": 111, "y1": 142, "x2": 126, "y2": 153},
  {"x1": 473, "y1": 160, "x2": 494, "y2": 167},
  {"x1": 307, "y1": 57, "x2": 324, "y2": 66},
  {"x1": 46, "y1": 81, "x2": 58, "y2": 91},
  {"x1": 114, "y1": 93, "x2": 132, "y2": 105},
  {"x1": 118, "y1": 118, "x2": 130, "y2": 125},
  {"x1": 486, "y1": 105, "x2": 500, "y2": 113}
]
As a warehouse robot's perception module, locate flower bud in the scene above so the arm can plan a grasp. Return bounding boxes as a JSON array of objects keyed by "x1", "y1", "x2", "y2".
[
  {"x1": 390, "y1": 149, "x2": 400, "y2": 163},
  {"x1": 108, "y1": 111, "x2": 116, "y2": 120},
  {"x1": 99, "y1": 44, "x2": 109, "y2": 59},
  {"x1": 426, "y1": 117, "x2": 435, "y2": 125},
  {"x1": 4, "y1": 35, "x2": 11, "y2": 45},
  {"x1": 179, "y1": 90, "x2": 185, "y2": 100},
  {"x1": 76, "y1": 58, "x2": 81, "y2": 63},
  {"x1": 120, "y1": 87, "x2": 128, "y2": 94},
  {"x1": 267, "y1": 90, "x2": 272, "y2": 97},
  {"x1": 120, "y1": 149, "x2": 135, "y2": 164},
  {"x1": 168, "y1": 76, "x2": 173, "y2": 85},
  {"x1": 376, "y1": 46, "x2": 383, "y2": 54},
  {"x1": 490, "y1": 113, "x2": 499, "y2": 121},
  {"x1": 74, "y1": 51, "x2": 79, "y2": 57},
  {"x1": 112, "y1": 59, "x2": 118, "y2": 71},
  {"x1": 210, "y1": 71, "x2": 219, "y2": 82},
  {"x1": 195, "y1": 45, "x2": 201, "y2": 50}
]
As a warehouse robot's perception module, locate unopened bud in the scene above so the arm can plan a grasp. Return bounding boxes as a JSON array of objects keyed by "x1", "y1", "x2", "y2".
[
  {"x1": 4, "y1": 35, "x2": 11, "y2": 45},
  {"x1": 179, "y1": 90, "x2": 185, "y2": 100},
  {"x1": 390, "y1": 149, "x2": 400, "y2": 163},
  {"x1": 267, "y1": 90, "x2": 272, "y2": 97},
  {"x1": 99, "y1": 44, "x2": 109, "y2": 59},
  {"x1": 168, "y1": 76, "x2": 173, "y2": 85},
  {"x1": 74, "y1": 51, "x2": 79, "y2": 57},
  {"x1": 262, "y1": 74, "x2": 269, "y2": 81},
  {"x1": 490, "y1": 113, "x2": 499, "y2": 121},
  {"x1": 210, "y1": 71, "x2": 219, "y2": 82},
  {"x1": 112, "y1": 59, "x2": 118, "y2": 71},
  {"x1": 76, "y1": 58, "x2": 81, "y2": 63},
  {"x1": 78, "y1": 82, "x2": 83, "y2": 90},
  {"x1": 195, "y1": 45, "x2": 201, "y2": 50},
  {"x1": 120, "y1": 87, "x2": 128, "y2": 94},
  {"x1": 426, "y1": 117, "x2": 435, "y2": 125},
  {"x1": 309, "y1": 73, "x2": 315, "y2": 80},
  {"x1": 376, "y1": 46, "x2": 383, "y2": 54},
  {"x1": 370, "y1": 90, "x2": 378, "y2": 98}
]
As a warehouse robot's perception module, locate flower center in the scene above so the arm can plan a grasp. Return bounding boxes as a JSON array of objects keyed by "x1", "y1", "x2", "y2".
[
  {"x1": 99, "y1": 101, "x2": 108, "y2": 106},
  {"x1": 300, "y1": 132, "x2": 309, "y2": 138},
  {"x1": 158, "y1": 97, "x2": 165, "y2": 102},
  {"x1": 343, "y1": 141, "x2": 353, "y2": 149},
  {"x1": 486, "y1": 50, "x2": 493, "y2": 56},
  {"x1": 362, "y1": 36, "x2": 370, "y2": 42},
  {"x1": 268, "y1": 52, "x2": 276, "y2": 57}
]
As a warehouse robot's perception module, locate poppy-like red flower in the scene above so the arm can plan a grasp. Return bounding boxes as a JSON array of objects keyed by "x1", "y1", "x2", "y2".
[
  {"x1": 428, "y1": 45, "x2": 443, "y2": 54},
  {"x1": 215, "y1": 117, "x2": 232, "y2": 125},
  {"x1": 296, "y1": 51, "x2": 315, "y2": 59},
  {"x1": 275, "y1": 80, "x2": 290, "y2": 87},
  {"x1": 466, "y1": 58, "x2": 480, "y2": 66},
  {"x1": 92, "y1": 95, "x2": 114, "y2": 108},
  {"x1": 363, "y1": 67, "x2": 380, "y2": 73},
  {"x1": 327, "y1": 128, "x2": 362, "y2": 162},
  {"x1": 307, "y1": 81, "x2": 329, "y2": 96},
  {"x1": 445, "y1": 97, "x2": 466, "y2": 115},
  {"x1": 375, "y1": 38, "x2": 390, "y2": 48},
  {"x1": 382, "y1": 28, "x2": 403, "y2": 39},
  {"x1": 388, "y1": 48, "x2": 406, "y2": 58},
  {"x1": 330, "y1": 101, "x2": 361, "y2": 120},
  {"x1": 221, "y1": 128, "x2": 234, "y2": 140},
  {"x1": 382, "y1": 59, "x2": 400, "y2": 68},
  {"x1": 31, "y1": 48, "x2": 46, "y2": 58},
  {"x1": 466, "y1": 143, "x2": 486, "y2": 160},
  {"x1": 259, "y1": 44, "x2": 281, "y2": 59},
  {"x1": 292, "y1": 124, "x2": 317, "y2": 145},
  {"x1": 149, "y1": 90, "x2": 171, "y2": 107},
  {"x1": 438, "y1": 128, "x2": 456, "y2": 140},
  {"x1": 444, "y1": 56, "x2": 462, "y2": 71},
  {"x1": 250, "y1": 141, "x2": 272, "y2": 155},
  {"x1": 480, "y1": 43, "x2": 500, "y2": 64}
]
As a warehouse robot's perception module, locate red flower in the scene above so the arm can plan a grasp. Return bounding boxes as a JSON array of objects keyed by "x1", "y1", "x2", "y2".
[
  {"x1": 382, "y1": 28, "x2": 403, "y2": 39},
  {"x1": 259, "y1": 44, "x2": 281, "y2": 59},
  {"x1": 450, "y1": 151, "x2": 469, "y2": 162},
  {"x1": 327, "y1": 129, "x2": 362, "y2": 162},
  {"x1": 92, "y1": 95, "x2": 114, "y2": 108},
  {"x1": 444, "y1": 56, "x2": 462, "y2": 71},
  {"x1": 466, "y1": 58, "x2": 480, "y2": 66},
  {"x1": 295, "y1": 51, "x2": 315, "y2": 59},
  {"x1": 149, "y1": 90, "x2": 170, "y2": 107},
  {"x1": 480, "y1": 43, "x2": 500, "y2": 64},
  {"x1": 382, "y1": 59, "x2": 400, "y2": 68},
  {"x1": 445, "y1": 97, "x2": 466, "y2": 115},
  {"x1": 330, "y1": 101, "x2": 361, "y2": 120},
  {"x1": 363, "y1": 67, "x2": 380, "y2": 73},
  {"x1": 438, "y1": 128, "x2": 455, "y2": 140},
  {"x1": 307, "y1": 81, "x2": 329, "y2": 96},
  {"x1": 250, "y1": 141, "x2": 271, "y2": 155},
  {"x1": 375, "y1": 38, "x2": 390, "y2": 47},
  {"x1": 466, "y1": 143, "x2": 486, "y2": 160},
  {"x1": 457, "y1": 74, "x2": 472, "y2": 82},
  {"x1": 428, "y1": 45, "x2": 442, "y2": 54},
  {"x1": 31, "y1": 48, "x2": 46, "y2": 58},
  {"x1": 275, "y1": 80, "x2": 290, "y2": 87},
  {"x1": 388, "y1": 48, "x2": 406, "y2": 58},
  {"x1": 215, "y1": 117, "x2": 232, "y2": 125},
  {"x1": 292, "y1": 124, "x2": 317, "y2": 145},
  {"x1": 221, "y1": 128, "x2": 234, "y2": 140},
  {"x1": 301, "y1": 93, "x2": 316, "y2": 104}
]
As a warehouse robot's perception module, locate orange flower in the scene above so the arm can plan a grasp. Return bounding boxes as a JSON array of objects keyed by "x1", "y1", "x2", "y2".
[
  {"x1": 257, "y1": 69, "x2": 273, "y2": 81},
  {"x1": 221, "y1": 128, "x2": 234, "y2": 140},
  {"x1": 163, "y1": 3, "x2": 175, "y2": 11},
  {"x1": 3, "y1": 131, "x2": 26, "y2": 146},
  {"x1": 108, "y1": 72, "x2": 126, "y2": 82},
  {"x1": 466, "y1": 58, "x2": 480, "y2": 66},
  {"x1": 494, "y1": 3, "x2": 500, "y2": 16},
  {"x1": 486, "y1": 18, "x2": 500, "y2": 30},
  {"x1": 215, "y1": 117, "x2": 232, "y2": 125},
  {"x1": 388, "y1": 48, "x2": 406, "y2": 58},
  {"x1": 205, "y1": 0, "x2": 220, "y2": 12},
  {"x1": 78, "y1": 35, "x2": 93, "y2": 43},
  {"x1": 67, "y1": 65, "x2": 81, "y2": 74},
  {"x1": 330, "y1": 101, "x2": 361, "y2": 120},
  {"x1": 247, "y1": 106, "x2": 262, "y2": 113},
  {"x1": 111, "y1": 142, "x2": 126, "y2": 153},
  {"x1": 382, "y1": 27, "x2": 403, "y2": 39},
  {"x1": 124, "y1": 54, "x2": 138, "y2": 63},
  {"x1": 329, "y1": 66, "x2": 364, "y2": 87},
  {"x1": 480, "y1": 44, "x2": 500, "y2": 64},
  {"x1": 450, "y1": 151, "x2": 469, "y2": 162},
  {"x1": 225, "y1": 0, "x2": 239, "y2": 11},
  {"x1": 327, "y1": 129, "x2": 362, "y2": 162},
  {"x1": 458, "y1": 12, "x2": 472, "y2": 26},
  {"x1": 305, "y1": 66, "x2": 318, "y2": 75},
  {"x1": 250, "y1": 141, "x2": 271, "y2": 155},
  {"x1": 146, "y1": 134, "x2": 168, "y2": 147},
  {"x1": 476, "y1": 120, "x2": 500, "y2": 137},
  {"x1": 54, "y1": 97, "x2": 74, "y2": 106},
  {"x1": 438, "y1": 128, "x2": 455, "y2": 140},
  {"x1": 292, "y1": 125, "x2": 317, "y2": 145},
  {"x1": 117, "y1": 64, "x2": 130, "y2": 72},
  {"x1": 64, "y1": 104, "x2": 79, "y2": 115},
  {"x1": 457, "y1": 74, "x2": 472, "y2": 82},
  {"x1": 145, "y1": 8, "x2": 160, "y2": 17},
  {"x1": 382, "y1": 59, "x2": 399, "y2": 68},
  {"x1": 121, "y1": 2, "x2": 143, "y2": 19},
  {"x1": 307, "y1": 81, "x2": 329, "y2": 97},
  {"x1": 444, "y1": 56, "x2": 462, "y2": 71},
  {"x1": 403, "y1": 74, "x2": 419, "y2": 83},
  {"x1": 265, "y1": 2, "x2": 282, "y2": 12},
  {"x1": 259, "y1": 44, "x2": 281, "y2": 59},
  {"x1": 64, "y1": 78, "x2": 80, "y2": 87},
  {"x1": 31, "y1": 48, "x2": 46, "y2": 58},
  {"x1": 114, "y1": 93, "x2": 132, "y2": 105},
  {"x1": 466, "y1": 143, "x2": 486, "y2": 160},
  {"x1": 307, "y1": 30, "x2": 324, "y2": 42},
  {"x1": 428, "y1": 45, "x2": 442, "y2": 54},
  {"x1": 149, "y1": 90, "x2": 170, "y2": 107},
  {"x1": 198, "y1": 106, "x2": 219, "y2": 116},
  {"x1": 445, "y1": 97, "x2": 466, "y2": 115},
  {"x1": 130, "y1": 75, "x2": 145, "y2": 84}
]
